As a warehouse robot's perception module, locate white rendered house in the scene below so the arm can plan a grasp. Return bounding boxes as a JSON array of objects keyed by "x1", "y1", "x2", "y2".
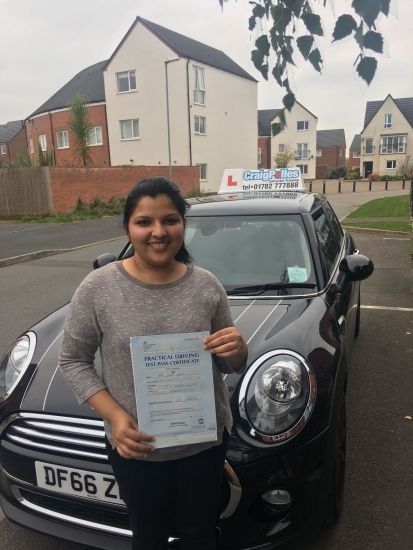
[{"x1": 103, "y1": 17, "x2": 258, "y2": 192}]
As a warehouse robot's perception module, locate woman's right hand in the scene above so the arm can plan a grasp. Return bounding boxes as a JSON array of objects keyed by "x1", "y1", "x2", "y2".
[{"x1": 111, "y1": 410, "x2": 155, "y2": 459}]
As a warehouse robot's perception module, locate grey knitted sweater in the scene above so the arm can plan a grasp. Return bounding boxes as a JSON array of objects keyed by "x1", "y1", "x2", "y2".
[{"x1": 59, "y1": 262, "x2": 246, "y2": 461}]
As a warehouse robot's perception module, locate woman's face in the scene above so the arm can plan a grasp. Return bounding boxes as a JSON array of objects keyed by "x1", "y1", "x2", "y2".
[{"x1": 127, "y1": 194, "x2": 185, "y2": 269}]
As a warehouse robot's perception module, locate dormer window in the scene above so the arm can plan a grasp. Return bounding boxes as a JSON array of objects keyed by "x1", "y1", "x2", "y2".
[{"x1": 384, "y1": 114, "x2": 392, "y2": 128}]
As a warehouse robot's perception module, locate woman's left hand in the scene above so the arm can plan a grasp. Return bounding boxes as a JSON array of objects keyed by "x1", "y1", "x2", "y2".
[{"x1": 204, "y1": 327, "x2": 247, "y2": 370}]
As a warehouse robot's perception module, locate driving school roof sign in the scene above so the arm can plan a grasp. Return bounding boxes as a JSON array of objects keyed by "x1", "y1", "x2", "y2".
[{"x1": 218, "y1": 168, "x2": 306, "y2": 194}]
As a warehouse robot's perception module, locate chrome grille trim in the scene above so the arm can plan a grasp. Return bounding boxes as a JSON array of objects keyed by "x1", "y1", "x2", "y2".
[
  {"x1": 11, "y1": 485, "x2": 132, "y2": 536},
  {"x1": 11, "y1": 426, "x2": 106, "y2": 448},
  {"x1": 221, "y1": 462, "x2": 242, "y2": 519},
  {"x1": 7, "y1": 435, "x2": 107, "y2": 460},
  {"x1": 0, "y1": 413, "x2": 104, "y2": 436},
  {"x1": 23, "y1": 421, "x2": 105, "y2": 438},
  {"x1": 11, "y1": 486, "x2": 178, "y2": 541}
]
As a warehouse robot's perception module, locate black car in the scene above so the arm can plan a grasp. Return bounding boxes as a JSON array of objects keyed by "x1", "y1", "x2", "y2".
[{"x1": 0, "y1": 189, "x2": 373, "y2": 549}]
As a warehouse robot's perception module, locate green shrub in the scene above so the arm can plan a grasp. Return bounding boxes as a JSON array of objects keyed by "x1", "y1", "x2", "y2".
[
  {"x1": 380, "y1": 174, "x2": 398, "y2": 181},
  {"x1": 330, "y1": 165, "x2": 347, "y2": 179}
]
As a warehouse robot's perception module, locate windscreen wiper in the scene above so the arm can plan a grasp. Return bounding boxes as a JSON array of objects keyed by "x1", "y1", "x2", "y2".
[{"x1": 227, "y1": 283, "x2": 317, "y2": 296}]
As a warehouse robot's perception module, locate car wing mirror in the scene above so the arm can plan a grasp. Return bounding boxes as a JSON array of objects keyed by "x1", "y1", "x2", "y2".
[
  {"x1": 339, "y1": 254, "x2": 374, "y2": 282},
  {"x1": 93, "y1": 253, "x2": 117, "y2": 270}
]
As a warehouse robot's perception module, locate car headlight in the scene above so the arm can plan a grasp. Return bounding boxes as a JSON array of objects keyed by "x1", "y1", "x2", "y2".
[
  {"x1": 239, "y1": 350, "x2": 316, "y2": 443},
  {"x1": 0, "y1": 333, "x2": 36, "y2": 401}
]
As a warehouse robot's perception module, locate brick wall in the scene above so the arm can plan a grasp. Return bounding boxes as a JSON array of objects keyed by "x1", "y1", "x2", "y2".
[
  {"x1": 316, "y1": 134, "x2": 346, "y2": 174},
  {"x1": 8, "y1": 127, "x2": 28, "y2": 160},
  {"x1": 258, "y1": 137, "x2": 271, "y2": 169},
  {"x1": 25, "y1": 104, "x2": 110, "y2": 166},
  {"x1": 49, "y1": 166, "x2": 200, "y2": 213}
]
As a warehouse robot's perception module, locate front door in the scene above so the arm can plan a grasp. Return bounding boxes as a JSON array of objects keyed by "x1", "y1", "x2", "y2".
[{"x1": 363, "y1": 161, "x2": 373, "y2": 178}]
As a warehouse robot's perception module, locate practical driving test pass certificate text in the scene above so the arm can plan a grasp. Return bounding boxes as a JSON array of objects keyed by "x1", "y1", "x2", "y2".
[{"x1": 130, "y1": 332, "x2": 217, "y2": 449}]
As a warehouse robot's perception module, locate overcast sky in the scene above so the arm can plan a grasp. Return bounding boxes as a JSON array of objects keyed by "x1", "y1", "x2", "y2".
[{"x1": 0, "y1": 0, "x2": 410, "y2": 150}]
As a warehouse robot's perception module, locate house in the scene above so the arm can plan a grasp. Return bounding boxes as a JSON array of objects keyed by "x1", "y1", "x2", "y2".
[
  {"x1": 315, "y1": 129, "x2": 346, "y2": 179},
  {"x1": 258, "y1": 109, "x2": 280, "y2": 168},
  {"x1": 268, "y1": 101, "x2": 318, "y2": 179},
  {"x1": 349, "y1": 134, "x2": 361, "y2": 171},
  {"x1": 103, "y1": 17, "x2": 258, "y2": 192},
  {"x1": 0, "y1": 120, "x2": 26, "y2": 164},
  {"x1": 25, "y1": 61, "x2": 111, "y2": 166},
  {"x1": 360, "y1": 94, "x2": 413, "y2": 178}
]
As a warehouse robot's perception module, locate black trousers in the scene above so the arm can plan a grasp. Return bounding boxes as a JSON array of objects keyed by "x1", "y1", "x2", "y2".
[{"x1": 105, "y1": 431, "x2": 229, "y2": 550}]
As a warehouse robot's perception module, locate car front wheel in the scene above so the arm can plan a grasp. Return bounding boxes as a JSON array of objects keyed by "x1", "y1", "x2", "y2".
[{"x1": 324, "y1": 396, "x2": 346, "y2": 525}]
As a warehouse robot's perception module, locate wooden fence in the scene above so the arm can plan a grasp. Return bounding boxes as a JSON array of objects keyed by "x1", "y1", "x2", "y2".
[{"x1": 0, "y1": 168, "x2": 52, "y2": 217}]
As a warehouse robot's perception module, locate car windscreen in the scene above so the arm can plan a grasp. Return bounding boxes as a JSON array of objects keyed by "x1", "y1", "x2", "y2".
[{"x1": 185, "y1": 215, "x2": 316, "y2": 296}]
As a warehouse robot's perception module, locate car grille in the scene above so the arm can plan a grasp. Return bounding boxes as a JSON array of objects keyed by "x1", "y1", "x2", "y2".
[
  {"x1": 2, "y1": 413, "x2": 236, "y2": 520},
  {"x1": 4, "y1": 413, "x2": 107, "y2": 460},
  {"x1": 20, "y1": 489, "x2": 131, "y2": 530}
]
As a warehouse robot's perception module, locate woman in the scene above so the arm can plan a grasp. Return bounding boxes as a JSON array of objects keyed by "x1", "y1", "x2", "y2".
[{"x1": 59, "y1": 177, "x2": 248, "y2": 550}]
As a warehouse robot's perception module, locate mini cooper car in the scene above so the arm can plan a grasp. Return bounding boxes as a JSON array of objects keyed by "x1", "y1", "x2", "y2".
[{"x1": 0, "y1": 171, "x2": 373, "y2": 549}]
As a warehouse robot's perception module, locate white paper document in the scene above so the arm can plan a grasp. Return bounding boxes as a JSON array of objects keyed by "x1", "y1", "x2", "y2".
[{"x1": 130, "y1": 332, "x2": 217, "y2": 449}]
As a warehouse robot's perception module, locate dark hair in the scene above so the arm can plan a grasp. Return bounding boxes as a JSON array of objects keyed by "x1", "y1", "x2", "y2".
[{"x1": 123, "y1": 176, "x2": 192, "y2": 264}]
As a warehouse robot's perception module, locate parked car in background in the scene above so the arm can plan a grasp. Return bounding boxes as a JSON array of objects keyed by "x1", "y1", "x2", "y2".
[{"x1": 0, "y1": 169, "x2": 373, "y2": 549}]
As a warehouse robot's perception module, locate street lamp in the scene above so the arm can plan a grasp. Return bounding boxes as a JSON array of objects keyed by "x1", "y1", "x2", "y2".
[{"x1": 164, "y1": 57, "x2": 181, "y2": 180}]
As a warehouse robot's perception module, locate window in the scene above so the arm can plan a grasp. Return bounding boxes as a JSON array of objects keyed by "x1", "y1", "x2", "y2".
[
  {"x1": 39, "y1": 134, "x2": 47, "y2": 151},
  {"x1": 194, "y1": 116, "x2": 206, "y2": 135},
  {"x1": 384, "y1": 114, "x2": 392, "y2": 128},
  {"x1": 352, "y1": 150, "x2": 360, "y2": 158},
  {"x1": 88, "y1": 126, "x2": 103, "y2": 146},
  {"x1": 323, "y1": 202, "x2": 343, "y2": 243},
  {"x1": 312, "y1": 209, "x2": 341, "y2": 280},
  {"x1": 297, "y1": 143, "x2": 309, "y2": 159},
  {"x1": 278, "y1": 144, "x2": 284, "y2": 153},
  {"x1": 56, "y1": 131, "x2": 69, "y2": 149},
  {"x1": 380, "y1": 136, "x2": 405, "y2": 154},
  {"x1": 297, "y1": 164, "x2": 308, "y2": 175},
  {"x1": 120, "y1": 119, "x2": 139, "y2": 140},
  {"x1": 386, "y1": 160, "x2": 396, "y2": 169},
  {"x1": 29, "y1": 137, "x2": 33, "y2": 154},
  {"x1": 316, "y1": 150, "x2": 322, "y2": 157},
  {"x1": 364, "y1": 138, "x2": 374, "y2": 155},
  {"x1": 340, "y1": 150, "x2": 342, "y2": 157},
  {"x1": 117, "y1": 70, "x2": 136, "y2": 93},
  {"x1": 193, "y1": 66, "x2": 205, "y2": 105},
  {"x1": 257, "y1": 148, "x2": 262, "y2": 164},
  {"x1": 297, "y1": 121, "x2": 309, "y2": 131},
  {"x1": 197, "y1": 163, "x2": 207, "y2": 181},
  {"x1": 0, "y1": 145, "x2": 6, "y2": 155}
]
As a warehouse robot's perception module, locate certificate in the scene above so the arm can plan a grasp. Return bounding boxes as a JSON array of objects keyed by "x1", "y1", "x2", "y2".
[{"x1": 130, "y1": 332, "x2": 217, "y2": 449}]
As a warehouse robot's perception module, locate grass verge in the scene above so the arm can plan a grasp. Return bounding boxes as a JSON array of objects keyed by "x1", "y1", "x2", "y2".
[
  {"x1": 342, "y1": 221, "x2": 412, "y2": 232},
  {"x1": 346, "y1": 195, "x2": 409, "y2": 218}
]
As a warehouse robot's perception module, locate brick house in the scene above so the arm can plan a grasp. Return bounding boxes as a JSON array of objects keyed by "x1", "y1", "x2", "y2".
[
  {"x1": 315, "y1": 129, "x2": 346, "y2": 179},
  {"x1": 359, "y1": 95, "x2": 413, "y2": 178},
  {"x1": 258, "y1": 109, "x2": 280, "y2": 168},
  {"x1": 0, "y1": 120, "x2": 26, "y2": 164},
  {"x1": 349, "y1": 134, "x2": 361, "y2": 171},
  {"x1": 25, "y1": 61, "x2": 111, "y2": 166}
]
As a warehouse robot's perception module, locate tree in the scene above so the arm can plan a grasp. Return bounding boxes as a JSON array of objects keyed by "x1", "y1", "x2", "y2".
[
  {"x1": 219, "y1": 0, "x2": 391, "y2": 135},
  {"x1": 273, "y1": 141, "x2": 296, "y2": 167},
  {"x1": 396, "y1": 155, "x2": 413, "y2": 179},
  {"x1": 68, "y1": 94, "x2": 93, "y2": 166}
]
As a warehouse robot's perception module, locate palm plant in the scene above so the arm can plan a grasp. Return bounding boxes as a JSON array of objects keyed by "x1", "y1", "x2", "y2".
[
  {"x1": 37, "y1": 142, "x2": 55, "y2": 166},
  {"x1": 68, "y1": 94, "x2": 93, "y2": 166}
]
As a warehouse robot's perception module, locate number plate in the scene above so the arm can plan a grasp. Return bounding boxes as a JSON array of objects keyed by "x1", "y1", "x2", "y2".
[{"x1": 35, "y1": 461, "x2": 122, "y2": 504}]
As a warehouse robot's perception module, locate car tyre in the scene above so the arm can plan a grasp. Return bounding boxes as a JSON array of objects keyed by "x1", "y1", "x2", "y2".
[
  {"x1": 324, "y1": 396, "x2": 346, "y2": 525},
  {"x1": 354, "y1": 289, "x2": 361, "y2": 338}
]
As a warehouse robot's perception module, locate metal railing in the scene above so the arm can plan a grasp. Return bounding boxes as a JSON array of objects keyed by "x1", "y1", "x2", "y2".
[
  {"x1": 379, "y1": 144, "x2": 406, "y2": 154},
  {"x1": 363, "y1": 146, "x2": 375, "y2": 154}
]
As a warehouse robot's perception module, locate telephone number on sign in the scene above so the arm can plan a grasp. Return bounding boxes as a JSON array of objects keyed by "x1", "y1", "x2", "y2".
[{"x1": 242, "y1": 182, "x2": 300, "y2": 190}]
